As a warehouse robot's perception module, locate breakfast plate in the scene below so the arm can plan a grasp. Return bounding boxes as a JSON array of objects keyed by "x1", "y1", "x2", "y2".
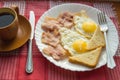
[
  {"x1": 0, "y1": 15, "x2": 31, "y2": 52},
  {"x1": 35, "y1": 3, "x2": 119, "y2": 71}
]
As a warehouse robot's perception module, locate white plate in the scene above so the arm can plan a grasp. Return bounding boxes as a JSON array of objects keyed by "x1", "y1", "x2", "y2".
[{"x1": 35, "y1": 3, "x2": 119, "y2": 71}]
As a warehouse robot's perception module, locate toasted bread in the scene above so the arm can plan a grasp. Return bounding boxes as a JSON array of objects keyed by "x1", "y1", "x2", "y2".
[
  {"x1": 87, "y1": 27, "x2": 105, "y2": 50},
  {"x1": 69, "y1": 47, "x2": 102, "y2": 68}
]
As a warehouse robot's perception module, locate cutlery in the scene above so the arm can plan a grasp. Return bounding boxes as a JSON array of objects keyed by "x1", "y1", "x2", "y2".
[
  {"x1": 97, "y1": 12, "x2": 116, "y2": 69},
  {"x1": 26, "y1": 11, "x2": 35, "y2": 73}
]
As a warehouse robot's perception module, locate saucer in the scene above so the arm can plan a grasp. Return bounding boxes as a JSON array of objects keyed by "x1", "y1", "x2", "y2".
[{"x1": 0, "y1": 15, "x2": 31, "y2": 52}]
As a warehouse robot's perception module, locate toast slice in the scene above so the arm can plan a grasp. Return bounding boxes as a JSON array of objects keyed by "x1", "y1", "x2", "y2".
[
  {"x1": 69, "y1": 47, "x2": 102, "y2": 68},
  {"x1": 87, "y1": 27, "x2": 105, "y2": 50}
]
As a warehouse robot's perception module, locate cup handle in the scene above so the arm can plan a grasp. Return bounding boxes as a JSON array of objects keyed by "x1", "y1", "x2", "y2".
[{"x1": 11, "y1": 5, "x2": 19, "y2": 15}]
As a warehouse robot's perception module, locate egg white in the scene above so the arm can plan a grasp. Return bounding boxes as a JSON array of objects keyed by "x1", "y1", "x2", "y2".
[
  {"x1": 59, "y1": 28, "x2": 89, "y2": 55},
  {"x1": 74, "y1": 16, "x2": 97, "y2": 38}
]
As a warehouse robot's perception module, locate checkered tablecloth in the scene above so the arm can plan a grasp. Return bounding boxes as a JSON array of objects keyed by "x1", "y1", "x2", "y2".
[{"x1": 0, "y1": 1, "x2": 120, "y2": 80}]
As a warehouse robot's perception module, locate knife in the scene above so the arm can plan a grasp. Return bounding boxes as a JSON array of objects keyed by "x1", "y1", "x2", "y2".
[{"x1": 26, "y1": 11, "x2": 35, "y2": 73}]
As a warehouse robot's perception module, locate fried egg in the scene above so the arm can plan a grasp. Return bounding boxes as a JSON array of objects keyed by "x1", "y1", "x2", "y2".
[
  {"x1": 59, "y1": 28, "x2": 89, "y2": 55},
  {"x1": 74, "y1": 16, "x2": 97, "y2": 38}
]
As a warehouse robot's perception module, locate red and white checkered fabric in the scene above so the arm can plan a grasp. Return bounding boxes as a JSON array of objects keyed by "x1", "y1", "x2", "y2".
[{"x1": 0, "y1": 1, "x2": 120, "y2": 80}]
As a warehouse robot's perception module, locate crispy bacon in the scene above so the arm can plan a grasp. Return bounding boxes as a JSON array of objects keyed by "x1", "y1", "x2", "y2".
[
  {"x1": 41, "y1": 12, "x2": 74, "y2": 60},
  {"x1": 41, "y1": 20, "x2": 62, "y2": 32},
  {"x1": 57, "y1": 12, "x2": 74, "y2": 28},
  {"x1": 43, "y1": 44, "x2": 67, "y2": 60},
  {"x1": 42, "y1": 32, "x2": 59, "y2": 47},
  {"x1": 41, "y1": 18, "x2": 61, "y2": 48},
  {"x1": 55, "y1": 44, "x2": 67, "y2": 56}
]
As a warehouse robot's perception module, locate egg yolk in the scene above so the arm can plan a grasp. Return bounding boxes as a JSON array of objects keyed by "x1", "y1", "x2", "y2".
[
  {"x1": 82, "y1": 21, "x2": 97, "y2": 33},
  {"x1": 72, "y1": 40, "x2": 87, "y2": 53}
]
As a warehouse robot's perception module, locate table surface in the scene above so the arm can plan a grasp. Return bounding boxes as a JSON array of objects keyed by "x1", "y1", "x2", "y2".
[{"x1": 0, "y1": 1, "x2": 120, "y2": 80}]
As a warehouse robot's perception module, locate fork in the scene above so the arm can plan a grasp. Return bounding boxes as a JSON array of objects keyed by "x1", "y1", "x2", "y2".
[{"x1": 97, "y1": 12, "x2": 116, "y2": 69}]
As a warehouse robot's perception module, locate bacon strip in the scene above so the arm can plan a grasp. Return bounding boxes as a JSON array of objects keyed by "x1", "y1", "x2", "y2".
[
  {"x1": 41, "y1": 20, "x2": 61, "y2": 32},
  {"x1": 42, "y1": 32, "x2": 59, "y2": 47},
  {"x1": 57, "y1": 12, "x2": 74, "y2": 29},
  {"x1": 41, "y1": 12, "x2": 74, "y2": 60},
  {"x1": 43, "y1": 44, "x2": 67, "y2": 60}
]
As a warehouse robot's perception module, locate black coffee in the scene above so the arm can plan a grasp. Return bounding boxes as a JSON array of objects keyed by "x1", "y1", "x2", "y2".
[{"x1": 0, "y1": 12, "x2": 15, "y2": 27}]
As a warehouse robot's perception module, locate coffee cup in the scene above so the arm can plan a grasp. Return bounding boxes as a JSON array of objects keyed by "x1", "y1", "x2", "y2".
[{"x1": 0, "y1": 5, "x2": 19, "y2": 41}]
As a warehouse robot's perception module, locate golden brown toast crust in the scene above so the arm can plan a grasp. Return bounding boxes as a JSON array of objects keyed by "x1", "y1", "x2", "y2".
[
  {"x1": 87, "y1": 27, "x2": 105, "y2": 50},
  {"x1": 69, "y1": 47, "x2": 102, "y2": 68}
]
